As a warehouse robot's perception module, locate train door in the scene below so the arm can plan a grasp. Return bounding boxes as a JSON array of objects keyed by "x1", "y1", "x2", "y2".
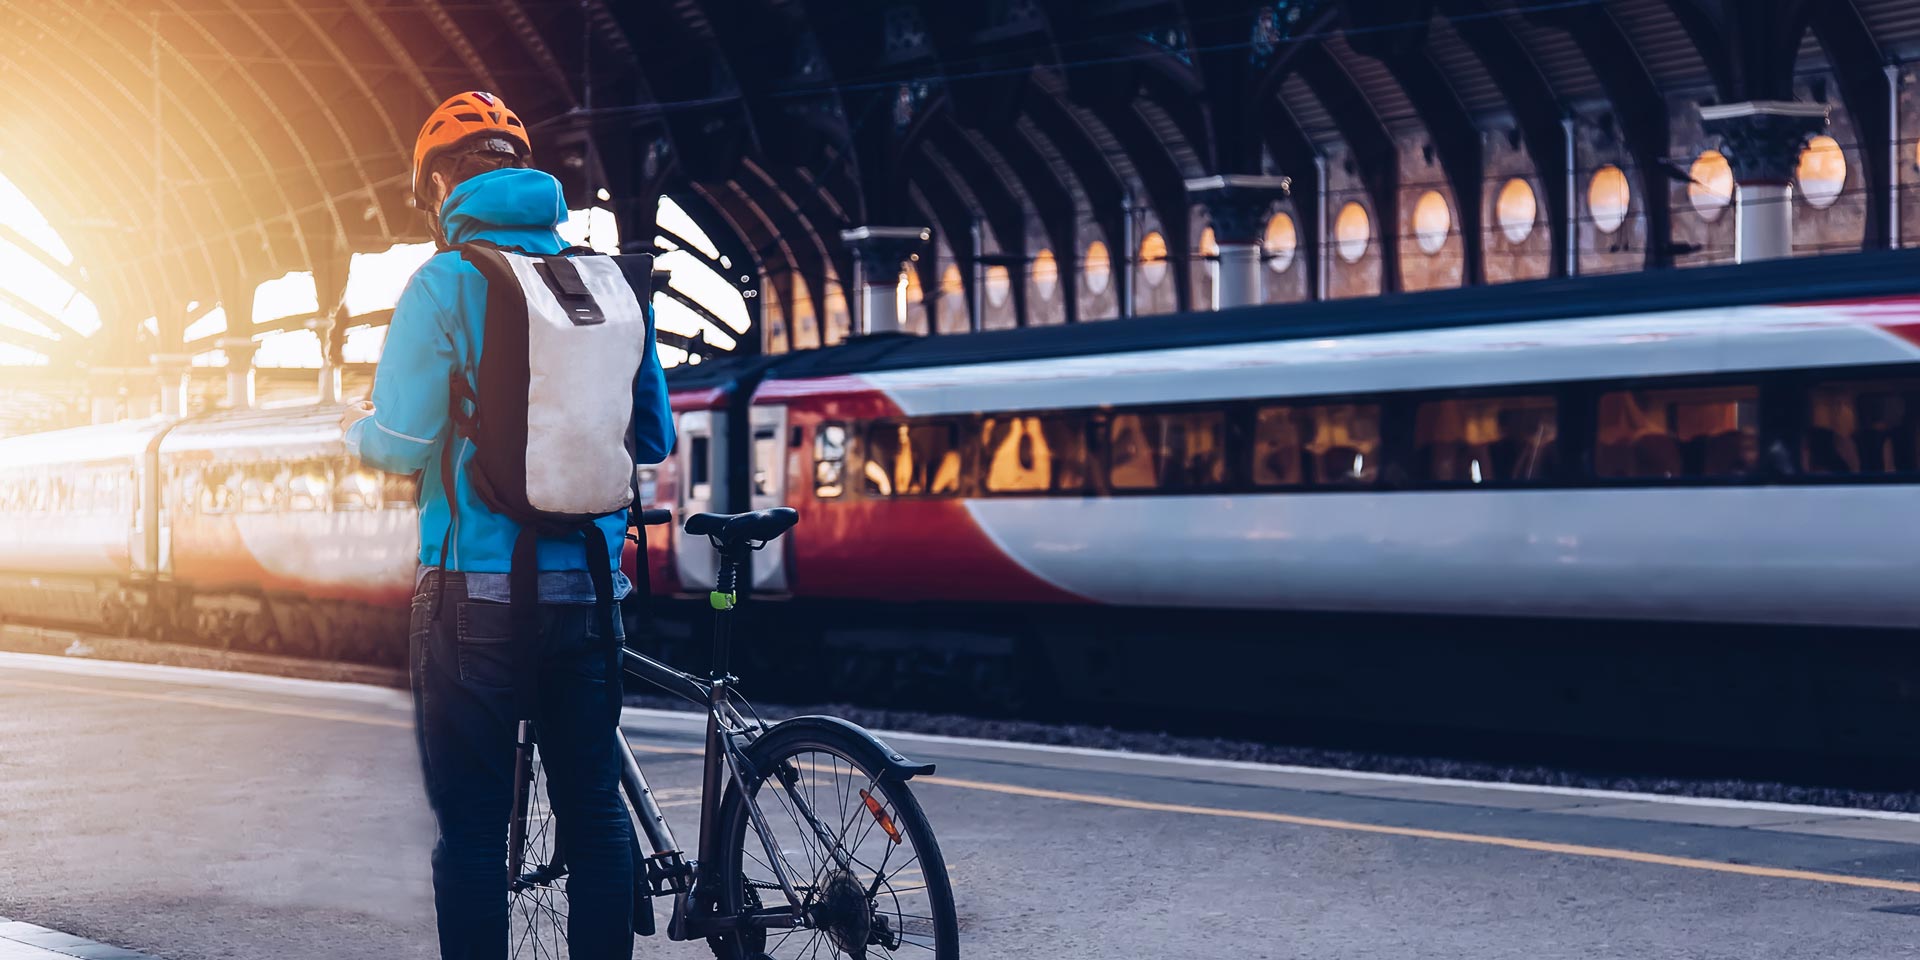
[
  {"x1": 139, "y1": 437, "x2": 169, "y2": 577},
  {"x1": 749, "y1": 405, "x2": 790, "y2": 593},
  {"x1": 673, "y1": 409, "x2": 722, "y2": 592}
]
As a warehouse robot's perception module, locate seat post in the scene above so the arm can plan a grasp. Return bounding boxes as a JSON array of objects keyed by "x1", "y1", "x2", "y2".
[{"x1": 709, "y1": 548, "x2": 746, "y2": 682}]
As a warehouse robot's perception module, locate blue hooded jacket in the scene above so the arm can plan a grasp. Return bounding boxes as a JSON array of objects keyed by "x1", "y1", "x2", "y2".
[{"x1": 344, "y1": 167, "x2": 674, "y2": 580}]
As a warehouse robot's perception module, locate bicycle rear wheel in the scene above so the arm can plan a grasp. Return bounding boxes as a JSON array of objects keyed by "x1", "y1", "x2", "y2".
[{"x1": 710, "y1": 724, "x2": 959, "y2": 959}]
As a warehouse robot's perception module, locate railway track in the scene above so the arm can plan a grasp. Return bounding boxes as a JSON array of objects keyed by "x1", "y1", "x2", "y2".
[{"x1": 6, "y1": 618, "x2": 1915, "y2": 815}]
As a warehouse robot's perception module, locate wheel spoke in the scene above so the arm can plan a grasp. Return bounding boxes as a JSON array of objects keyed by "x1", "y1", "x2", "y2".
[
  {"x1": 729, "y1": 745, "x2": 953, "y2": 960},
  {"x1": 509, "y1": 750, "x2": 575, "y2": 959}
]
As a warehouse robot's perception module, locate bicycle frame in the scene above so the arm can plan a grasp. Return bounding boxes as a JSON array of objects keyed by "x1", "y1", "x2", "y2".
[
  {"x1": 508, "y1": 521, "x2": 932, "y2": 946},
  {"x1": 613, "y1": 545, "x2": 812, "y2": 940}
]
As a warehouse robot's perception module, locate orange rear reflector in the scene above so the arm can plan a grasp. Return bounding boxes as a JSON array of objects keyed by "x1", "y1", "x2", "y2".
[{"x1": 859, "y1": 788, "x2": 903, "y2": 845}]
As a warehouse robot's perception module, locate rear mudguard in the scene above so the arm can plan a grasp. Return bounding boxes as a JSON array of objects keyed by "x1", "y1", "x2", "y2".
[{"x1": 745, "y1": 714, "x2": 935, "y2": 781}]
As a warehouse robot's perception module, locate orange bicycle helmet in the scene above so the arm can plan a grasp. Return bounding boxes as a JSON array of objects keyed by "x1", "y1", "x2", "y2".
[{"x1": 412, "y1": 91, "x2": 532, "y2": 208}]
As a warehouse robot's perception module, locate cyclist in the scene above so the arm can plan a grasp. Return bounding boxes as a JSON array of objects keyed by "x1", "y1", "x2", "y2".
[{"x1": 341, "y1": 91, "x2": 673, "y2": 959}]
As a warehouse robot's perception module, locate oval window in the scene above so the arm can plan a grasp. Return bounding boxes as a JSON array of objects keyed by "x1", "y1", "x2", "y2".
[
  {"x1": 1797, "y1": 134, "x2": 1845, "y2": 209},
  {"x1": 1688, "y1": 149, "x2": 1733, "y2": 221},
  {"x1": 1588, "y1": 164, "x2": 1631, "y2": 234},
  {"x1": 1335, "y1": 201, "x2": 1370, "y2": 264},
  {"x1": 1139, "y1": 231, "x2": 1169, "y2": 287},
  {"x1": 1265, "y1": 212, "x2": 1297, "y2": 274},
  {"x1": 1413, "y1": 190, "x2": 1450, "y2": 255},
  {"x1": 1496, "y1": 178, "x2": 1537, "y2": 243},
  {"x1": 984, "y1": 264, "x2": 1011, "y2": 307},
  {"x1": 1031, "y1": 249, "x2": 1058, "y2": 301},
  {"x1": 1084, "y1": 240, "x2": 1111, "y2": 294}
]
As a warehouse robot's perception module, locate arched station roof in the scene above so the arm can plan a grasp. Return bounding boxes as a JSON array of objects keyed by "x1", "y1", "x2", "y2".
[{"x1": 5, "y1": 0, "x2": 1920, "y2": 368}]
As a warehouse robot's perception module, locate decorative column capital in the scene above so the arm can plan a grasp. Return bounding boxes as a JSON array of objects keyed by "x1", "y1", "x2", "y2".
[
  {"x1": 216, "y1": 335, "x2": 259, "y2": 362},
  {"x1": 1186, "y1": 174, "x2": 1291, "y2": 246},
  {"x1": 841, "y1": 226, "x2": 931, "y2": 281},
  {"x1": 1700, "y1": 101, "x2": 1828, "y2": 185}
]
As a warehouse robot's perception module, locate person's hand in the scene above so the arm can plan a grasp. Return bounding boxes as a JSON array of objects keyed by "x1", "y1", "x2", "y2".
[{"x1": 340, "y1": 399, "x2": 375, "y2": 433}]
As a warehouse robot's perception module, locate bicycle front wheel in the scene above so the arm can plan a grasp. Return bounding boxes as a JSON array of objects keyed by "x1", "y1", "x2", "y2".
[
  {"x1": 710, "y1": 724, "x2": 959, "y2": 959},
  {"x1": 508, "y1": 743, "x2": 571, "y2": 959}
]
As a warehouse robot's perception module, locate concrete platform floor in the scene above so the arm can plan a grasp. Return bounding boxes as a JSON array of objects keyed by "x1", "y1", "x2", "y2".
[{"x1": 2, "y1": 651, "x2": 1919, "y2": 959}]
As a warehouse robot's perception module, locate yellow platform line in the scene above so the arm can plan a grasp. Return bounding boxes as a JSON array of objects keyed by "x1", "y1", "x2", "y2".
[
  {"x1": 915, "y1": 774, "x2": 1920, "y2": 895},
  {"x1": 8, "y1": 670, "x2": 1916, "y2": 895}
]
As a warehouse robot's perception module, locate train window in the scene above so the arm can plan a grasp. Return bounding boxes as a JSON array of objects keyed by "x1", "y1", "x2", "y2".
[
  {"x1": 753, "y1": 427, "x2": 779, "y2": 497},
  {"x1": 981, "y1": 415, "x2": 1090, "y2": 494},
  {"x1": 333, "y1": 465, "x2": 383, "y2": 512},
  {"x1": 1251, "y1": 407, "x2": 1305, "y2": 486},
  {"x1": 242, "y1": 464, "x2": 289, "y2": 513},
  {"x1": 1596, "y1": 385, "x2": 1758, "y2": 479},
  {"x1": 286, "y1": 462, "x2": 330, "y2": 512},
  {"x1": 863, "y1": 421, "x2": 962, "y2": 497},
  {"x1": 201, "y1": 469, "x2": 241, "y2": 514},
  {"x1": 635, "y1": 467, "x2": 659, "y2": 507},
  {"x1": 814, "y1": 422, "x2": 847, "y2": 499},
  {"x1": 383, "y1": 472, "x2": 419, "y2": 509},
  {"x1": 688, "y1": 436, "x2": 712, "y2": 501},
  {"x1": 1255, "y1": 403, "x2": 1382, "y2": 488},
  {"x1": 1412, "y1": 395, "x2": 1558, "y2": 484},
  {"x1": 1803, "y1": 378, "x2": 1920, "y2": 476},
  {"x1": 1108, "y1": 410, "x2": 1228, "y2": 492}
]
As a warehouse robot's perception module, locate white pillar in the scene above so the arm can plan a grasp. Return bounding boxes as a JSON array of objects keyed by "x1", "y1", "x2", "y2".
[
  {"x1": 219, "y1": 336, "x2": 257, "y2": 410},
  {"x1": 841, "y1": 226, "x2": 928, "y2": 337},
  {"x1": 88, "y1": 369, "x2": 123, "y2": 424},
  {"x1": 1734, "y1": 182, "x2": 1795, "y2": 262},
  {"x1": 1186, "y1": 174, "x2": 1291, "y2": 311},
  {"x1": 1700, "y1": 101, "x2": 1828, "y2": 265},
  {"x1": 861, "y1": 277, "x2": 903, "y2": 335},
  {"x1": 156, "y1": 365, "x2": 188, "y2": 418},
  {"x1": 314, "y1": 314, "x2": 341, "y2": 404},
  {"x1": 1214, "y1": 243, "x2": 1263, "y2": 310}
]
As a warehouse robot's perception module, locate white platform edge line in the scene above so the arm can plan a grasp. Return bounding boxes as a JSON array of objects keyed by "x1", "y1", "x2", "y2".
[
  {"x1": 616, "y1": 705, "x2": 1920, "y2": 824},
  {"x1": 0, "y1": 650, "x2": 411, "y2": 709},
  {"x1": 5, "y1": 650, "x2": 1913, "y2": 825}
]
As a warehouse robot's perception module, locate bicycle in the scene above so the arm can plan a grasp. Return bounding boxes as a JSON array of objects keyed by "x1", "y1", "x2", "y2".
[{"x1": 505, "y1": 506, "x2": 959, "y2": 959}]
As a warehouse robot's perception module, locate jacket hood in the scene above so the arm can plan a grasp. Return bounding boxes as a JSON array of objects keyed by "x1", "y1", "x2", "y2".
[{"x1": 439, "y1": 167, "x2": 569, "y2": 245}]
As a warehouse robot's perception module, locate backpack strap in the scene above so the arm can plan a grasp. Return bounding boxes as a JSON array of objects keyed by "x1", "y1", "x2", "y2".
[
  {"x1": 427, "y1": 368, "x2": 483, "y2": 625},
  {"x1": 508, "y1": 525, "x2": 543, "y2": 721},
  {"x1": 582, "y1": 523, "x2": 621, "y2": 723}
]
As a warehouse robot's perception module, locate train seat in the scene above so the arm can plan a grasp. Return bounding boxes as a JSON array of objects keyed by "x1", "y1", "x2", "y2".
[
  {"x1": 1700, "y1": 432, "x2": 1752, "y2": 477},
  {"x1": 1632, "y1": 434, "x2": 1684, "y2": 478}
]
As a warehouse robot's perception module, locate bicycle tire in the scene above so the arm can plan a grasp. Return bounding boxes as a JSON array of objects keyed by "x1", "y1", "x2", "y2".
[{"x1": 707, "y1": 722, "x2": 959, "y2": 960}]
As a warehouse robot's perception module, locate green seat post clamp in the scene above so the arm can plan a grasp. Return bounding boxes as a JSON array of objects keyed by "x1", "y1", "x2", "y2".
[{"x1": 709, "y1": 590, "x2": 736, "y2": 611}]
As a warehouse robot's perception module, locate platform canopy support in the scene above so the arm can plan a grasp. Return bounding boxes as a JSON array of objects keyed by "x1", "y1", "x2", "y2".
[
  {"x1": 842, "y1": 226, "x2": 930, "y2": 336},
  {"x1": 1701, "y1": 101, "x2": 1829, "y2": 263}
]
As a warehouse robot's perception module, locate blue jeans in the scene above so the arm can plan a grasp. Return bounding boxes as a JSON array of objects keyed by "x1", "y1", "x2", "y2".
[{"x1": 410, "y1": 572, "x2": 635, "y2": 959}]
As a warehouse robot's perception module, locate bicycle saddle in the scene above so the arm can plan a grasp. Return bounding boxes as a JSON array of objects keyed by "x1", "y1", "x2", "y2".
[{"x1": 683, "y1": 507, "x2": 799, "y2": 547}]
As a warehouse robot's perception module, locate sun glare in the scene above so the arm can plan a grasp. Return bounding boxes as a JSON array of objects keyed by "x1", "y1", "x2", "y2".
[
  {"x1": 0, "y1": 170, "x2": 100, "y2": 361},
  {"x1": 0, "y1": 178, "x2": 748, "y2": 378}
]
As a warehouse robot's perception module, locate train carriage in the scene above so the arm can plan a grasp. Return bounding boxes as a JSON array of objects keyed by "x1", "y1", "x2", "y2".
[
  {"x1": 5, "y1": 249, "x2": 1920, "y2": 767},
  {"x1": 0, "y1": 417, "x2": 171, "y2": 631},
  {"x1": 157, "y1": 405, "x2": 420, "y2": 659}
]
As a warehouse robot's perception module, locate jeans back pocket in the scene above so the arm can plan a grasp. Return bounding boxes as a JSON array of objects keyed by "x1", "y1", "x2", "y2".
[{"x1": 453, "y1": 600, "x2": 518, "y2": 688}]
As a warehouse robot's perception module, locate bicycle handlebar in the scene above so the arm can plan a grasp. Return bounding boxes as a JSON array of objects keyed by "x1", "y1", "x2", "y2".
[{"x1": 635, "y1": 508, "x2": 672, "y2": 527}]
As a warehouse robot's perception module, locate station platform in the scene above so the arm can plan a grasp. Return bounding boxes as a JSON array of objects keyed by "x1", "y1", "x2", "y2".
[{"x1": 1, "y1": 650, "x2": 1917, "y2": 959}]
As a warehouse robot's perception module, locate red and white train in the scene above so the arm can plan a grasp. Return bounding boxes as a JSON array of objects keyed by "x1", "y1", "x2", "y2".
[{"x1": 4, "y1": 250, "x2": 1918, "y2": 762}]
